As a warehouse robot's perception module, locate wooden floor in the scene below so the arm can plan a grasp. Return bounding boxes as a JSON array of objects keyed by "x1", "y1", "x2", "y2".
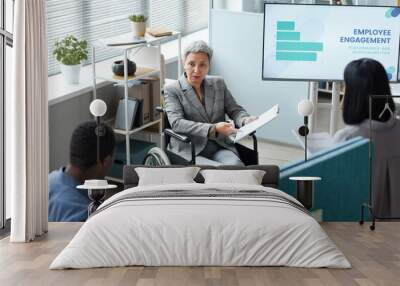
[
  {"x1": 1, "y1": 222, "x2": 399, "y2": 286},
  {"x1": 240, "y1": 137, "x2": 304, "y2": 166}
]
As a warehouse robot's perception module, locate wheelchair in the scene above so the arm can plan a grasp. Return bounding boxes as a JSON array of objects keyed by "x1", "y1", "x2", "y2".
[{"x1": 143, "y1": 106, "x2": 259, "y2": 166}]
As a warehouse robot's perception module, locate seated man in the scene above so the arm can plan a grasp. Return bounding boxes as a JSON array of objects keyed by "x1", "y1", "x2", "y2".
[{"x1": 49, "y1": 121, "x2": 115, "y2": 222}]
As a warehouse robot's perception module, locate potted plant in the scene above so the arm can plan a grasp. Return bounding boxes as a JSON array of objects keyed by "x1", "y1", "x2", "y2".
[
  {"x1": 128, "y1": 14, "x2": 148, "y2": 37},
  {"x1": 53, "y1": 35, "x2": 88, "y2": 84}
]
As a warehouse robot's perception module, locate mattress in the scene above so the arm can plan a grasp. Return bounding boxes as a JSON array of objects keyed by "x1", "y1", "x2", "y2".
[{"x1": 50, "y1": 183, "x2": 350, "y2": 269}]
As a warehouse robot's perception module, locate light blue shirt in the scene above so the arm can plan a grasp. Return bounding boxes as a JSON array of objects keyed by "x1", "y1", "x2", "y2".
[{"x1": 48, "y1": 167, "x2": 91, "y2": 222}]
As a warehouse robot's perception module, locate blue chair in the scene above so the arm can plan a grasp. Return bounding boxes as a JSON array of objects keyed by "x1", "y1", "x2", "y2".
[{"x1": 279, "y1": 137, "x2": 370, "y2": 221}]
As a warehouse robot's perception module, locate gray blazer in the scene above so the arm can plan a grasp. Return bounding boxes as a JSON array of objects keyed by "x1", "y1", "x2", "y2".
[
  {"x1": 164, "y1": 74, "x2": 249, "y2": 161},
  {"x1": 334, "y1": 118, "x2": 400, "y2": 217}
]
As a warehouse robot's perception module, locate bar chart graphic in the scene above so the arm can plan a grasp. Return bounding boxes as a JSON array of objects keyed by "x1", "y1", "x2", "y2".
[{"x1": 275, "y1": 21, "x2": 323, "y2": 62}]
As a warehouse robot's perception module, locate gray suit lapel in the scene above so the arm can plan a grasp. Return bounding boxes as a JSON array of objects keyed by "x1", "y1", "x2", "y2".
[
  {"x1": 179, "y1": 74, "x2": 209, "y2": 122},
  {"x1": 204, "y1": 78, "x2": 215, "y2": 121}
]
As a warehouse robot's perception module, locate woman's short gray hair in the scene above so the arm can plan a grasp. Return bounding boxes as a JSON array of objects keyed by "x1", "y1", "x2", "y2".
[{"x1": 183, "y1": 40, "x2": 213, "y2": 62}]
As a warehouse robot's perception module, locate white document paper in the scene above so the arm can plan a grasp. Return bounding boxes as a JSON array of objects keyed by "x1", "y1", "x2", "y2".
[
  {"x1": 292, "y1": 129, "x2": 335, "y2": 155},
  {"x1": 232, "y1": 104, "x2": 279, "y2": 143}
]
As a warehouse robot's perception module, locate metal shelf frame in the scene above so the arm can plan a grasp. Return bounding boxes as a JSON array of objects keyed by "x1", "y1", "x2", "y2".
[{"x1": 92, "y1": 32, "x2": 182, "y2": 165}]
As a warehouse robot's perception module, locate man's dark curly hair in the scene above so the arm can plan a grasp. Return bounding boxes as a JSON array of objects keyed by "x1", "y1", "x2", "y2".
[{"x1": 69, "y1": 121, "x2": 115, "y2": 169}]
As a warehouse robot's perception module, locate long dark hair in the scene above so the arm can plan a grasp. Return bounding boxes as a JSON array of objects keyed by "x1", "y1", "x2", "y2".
[{"x1": 342, "y1": 58, "x2": 394, "y2": 125}]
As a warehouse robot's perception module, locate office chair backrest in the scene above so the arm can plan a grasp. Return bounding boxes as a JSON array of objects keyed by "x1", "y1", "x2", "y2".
[
  {"x1": 155, "y1": 105, "x2": 173, "y2": 148},
  {"x1": 162, "y1": 108, "x2": 172, "y2": 129},
  {"x1": 155, "y1": 106, "x2": 170, "y2": 126}
]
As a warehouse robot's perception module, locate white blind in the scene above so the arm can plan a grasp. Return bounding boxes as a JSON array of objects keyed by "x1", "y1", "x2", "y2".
[
  {"x1": 149, "y1": 1, "x2": 208, "y2": 35},
  {"x1": 46, "y1": 0, "x2": 208, "y2": 76}
]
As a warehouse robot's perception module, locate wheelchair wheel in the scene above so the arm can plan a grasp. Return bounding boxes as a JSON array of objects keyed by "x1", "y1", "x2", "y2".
[{"x1": 143, "y1": 147, "x2": 171, "y2": 166}]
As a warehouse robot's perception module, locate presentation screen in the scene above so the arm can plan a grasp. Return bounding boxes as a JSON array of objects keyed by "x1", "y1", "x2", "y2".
[{"x1": 262, "y1": 4, "x2": 400, "y2": 82}]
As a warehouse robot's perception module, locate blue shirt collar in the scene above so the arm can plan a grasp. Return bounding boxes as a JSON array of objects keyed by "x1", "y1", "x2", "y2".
[{"x1": 59, "y1": 166, "x2": 80, "y2": 188}]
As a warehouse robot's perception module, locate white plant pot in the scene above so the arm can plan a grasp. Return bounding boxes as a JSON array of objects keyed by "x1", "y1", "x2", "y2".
[
  {"x1": 131, "y1": 22, "x2": 146, "y2": 37},
  {"x1": 60, "y1": 64, "x2": 81, "y2": 84}
]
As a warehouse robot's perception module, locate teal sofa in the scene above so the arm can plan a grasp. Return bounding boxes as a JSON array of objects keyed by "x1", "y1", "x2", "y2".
[{"x1": 280, "y1": 137, "x2": 370, "y2": 221}]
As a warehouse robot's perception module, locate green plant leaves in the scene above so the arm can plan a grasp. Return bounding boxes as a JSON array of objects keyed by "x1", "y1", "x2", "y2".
[
  {"x1": 128, "y1": 14, "x2": 148, "y2": 23},
  {"x1": 53, "y1": 35, "x2": 88, "y2": 65}
]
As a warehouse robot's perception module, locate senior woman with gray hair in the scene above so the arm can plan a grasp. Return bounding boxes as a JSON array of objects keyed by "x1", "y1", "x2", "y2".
[{"x1": 164, "y1": 40, "x2": 257, "y2": 166}]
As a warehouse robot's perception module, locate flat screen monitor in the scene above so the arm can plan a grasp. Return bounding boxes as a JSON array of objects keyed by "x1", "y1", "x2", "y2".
[{"x1": 262, "y1": 4, "x2": 400, "y2": 82}]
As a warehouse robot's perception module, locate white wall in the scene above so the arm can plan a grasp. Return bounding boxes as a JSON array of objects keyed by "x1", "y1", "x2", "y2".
[
  {"x1": 213, "y1": 0, "x2": 243, "y2": 11},
  {"x1": 209, "y1": 9, "x2": 309, "y2": 145}
]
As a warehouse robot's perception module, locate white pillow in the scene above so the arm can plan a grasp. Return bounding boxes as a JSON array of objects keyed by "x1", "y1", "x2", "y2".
[
  {"x1": 200, "y1": 169, "x2": 266, "y2": 185},
  {"x1": 135, "y1": 167, "x2": 201, "y2": 186}
]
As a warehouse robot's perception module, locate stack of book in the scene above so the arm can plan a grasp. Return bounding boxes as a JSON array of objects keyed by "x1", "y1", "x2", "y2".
[{"x1": 146, "y1": 27, "x2": 173, "y2": 37}]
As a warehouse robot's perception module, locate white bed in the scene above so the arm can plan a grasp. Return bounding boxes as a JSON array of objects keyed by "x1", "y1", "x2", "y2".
[{"x1": 50, "y1": 182, "x2": 350, "y2": 269}]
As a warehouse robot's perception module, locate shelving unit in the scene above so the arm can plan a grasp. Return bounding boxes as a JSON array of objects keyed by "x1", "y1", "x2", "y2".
[
  {"x1": 92, "y1": 31, "x2": 182, "y2": 168},
  {"x1": 95, "y1": 65, "x2": 159, "y2": 85},
  {"x1": 318, "y1": 88, "x2": 344, "y2": 96},
  {"x1": 317, "y1": 82, "x2": 345, "y2": 114},
  {"x1": 108, "y1": 119, "x2": 162, "y2": 136}
]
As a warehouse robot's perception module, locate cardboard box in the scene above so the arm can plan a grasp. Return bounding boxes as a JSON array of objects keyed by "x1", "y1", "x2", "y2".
[{"x1": 145, "y1": 78, "x2": 161, "y2": 121}]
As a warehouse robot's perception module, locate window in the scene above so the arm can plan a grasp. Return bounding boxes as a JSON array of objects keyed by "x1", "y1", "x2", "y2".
[
  {"x1": 5, "y1": 0, "x2": 12, "y2": 33},
  {"x1": 46, "y1": 0, "x2": 209, "y2": 76},
  {"x1": 1, "y1": 0, "x2": 14, "y2": 231}
]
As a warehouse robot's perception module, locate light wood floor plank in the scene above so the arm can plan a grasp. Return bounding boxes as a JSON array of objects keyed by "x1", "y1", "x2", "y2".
[{"x1": 0, "y1": 222, "x2": 399, "y2": 286}]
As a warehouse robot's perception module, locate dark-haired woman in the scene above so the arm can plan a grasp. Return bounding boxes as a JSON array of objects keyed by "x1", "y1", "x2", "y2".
[{"x1": 334, "y1": 58, "x2": 400, "y2": 217}]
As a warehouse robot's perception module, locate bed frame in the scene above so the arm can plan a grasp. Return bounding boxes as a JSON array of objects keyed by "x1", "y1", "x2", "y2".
[{"x1": 123, "y1": 165, "x2": 280, "y2": 189}]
